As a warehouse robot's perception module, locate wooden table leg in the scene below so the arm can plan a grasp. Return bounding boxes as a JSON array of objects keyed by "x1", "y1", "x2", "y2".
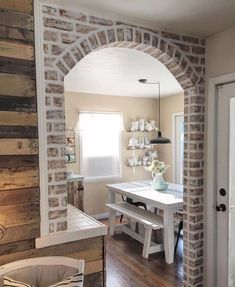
[
  {"x1": 108, "y1": 190, "x2": 116, "y2": 236},
  {"x1": 163, "y1": 209, "x2": 174, "y2": 264}
]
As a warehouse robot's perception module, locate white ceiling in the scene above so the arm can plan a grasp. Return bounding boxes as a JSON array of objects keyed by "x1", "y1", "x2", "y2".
[
  {"x1": 64, "y1": 48, "x2": 183, "y2": 98},
  {"x1": 45, "y1": 0, "x2": 235, "y2": 37}
]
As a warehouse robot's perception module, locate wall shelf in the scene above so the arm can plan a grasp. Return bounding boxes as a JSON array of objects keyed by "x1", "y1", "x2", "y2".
[
  {"x1": 126, "y1": 130, "x2": 157, "y2": 133},
  {"x1": 126, "y1": 120, "x2": 158, "y2": 168},
  {"x1": 126, "y1": 164, "x2": 150, "y2": 168},
  {"x1": 127, "y1": 146, "x2": 154, "y2": 150}
]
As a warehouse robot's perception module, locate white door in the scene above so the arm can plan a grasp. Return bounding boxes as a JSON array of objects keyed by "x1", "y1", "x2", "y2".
[{"x1": 217, "y1": 82, "x2": 235, "y2": 287}]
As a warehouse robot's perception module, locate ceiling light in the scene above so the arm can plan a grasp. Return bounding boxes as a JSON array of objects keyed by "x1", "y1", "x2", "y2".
[{"x1": 138, "y1": 79, "x2": 171, "y2": 144}]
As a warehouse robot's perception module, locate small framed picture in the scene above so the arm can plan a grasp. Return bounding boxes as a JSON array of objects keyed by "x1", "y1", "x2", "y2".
[
  {"x1": 66, "y1": 154, "x2": 76, "y2": 163},
  {"x1": 66, "y1": 137, "x2": 75, "y2": 147}
]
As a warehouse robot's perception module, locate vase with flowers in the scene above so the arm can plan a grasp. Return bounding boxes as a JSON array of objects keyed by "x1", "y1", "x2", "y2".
[{"x1": 145, "y1": 160, "x2": 169, "y2": 191}]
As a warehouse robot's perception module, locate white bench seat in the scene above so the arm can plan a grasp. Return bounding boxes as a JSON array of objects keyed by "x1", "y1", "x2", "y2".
[
  {"x1": 106, "y1": 202, "x2": 163, "y2": 229},
  {"x1": 106, "y1": 202, "x2": 164, "y2": 258}
]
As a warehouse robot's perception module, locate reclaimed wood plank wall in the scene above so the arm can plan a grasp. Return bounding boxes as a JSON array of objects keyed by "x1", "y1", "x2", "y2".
[
  {"x1": 0, "y1": 0, "x2": 40, "y2": 254},
  {"x1": 0, "y1": 3, "x2": 106, "y2": 286}
]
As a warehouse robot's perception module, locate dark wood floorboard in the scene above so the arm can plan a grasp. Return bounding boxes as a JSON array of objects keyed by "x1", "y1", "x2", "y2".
[{"x1": 102, "y1": 219, "x2": 183, "y2": 287}]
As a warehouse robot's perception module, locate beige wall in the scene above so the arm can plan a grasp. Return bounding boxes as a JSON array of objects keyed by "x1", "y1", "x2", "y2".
[
  {"x1": 65, "y1": 92, "x2": 184, "y2": 214},
  {"x1": 157, "y1": 93, "x2": 184, "y2": 182},
  {"x1": 206, "y1": 25, "x2": 235, "y2": 79}
]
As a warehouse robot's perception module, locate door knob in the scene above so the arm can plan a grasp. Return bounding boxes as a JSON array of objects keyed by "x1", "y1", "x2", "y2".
[{"x1": 216, "y1": 204, "x2": 226, "y2": 212}]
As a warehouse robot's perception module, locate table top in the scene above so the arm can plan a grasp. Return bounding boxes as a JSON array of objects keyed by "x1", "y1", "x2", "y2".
[{"x1": 107, "y1": 180, "x2": 183, "y2": 210}]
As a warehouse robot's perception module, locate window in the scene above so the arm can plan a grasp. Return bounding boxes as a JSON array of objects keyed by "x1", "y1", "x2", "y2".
[
  {"x1": 79, "y1": 111, "x2": 123, "y2": 181},
  {"x1": 172, "y1": 113, "x2": 184, "y2": 185}
]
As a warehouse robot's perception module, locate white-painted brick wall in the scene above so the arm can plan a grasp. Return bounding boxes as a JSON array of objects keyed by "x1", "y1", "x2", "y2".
[{"x1": 41, "y1": 4, "x2": 205, "y2": 286}]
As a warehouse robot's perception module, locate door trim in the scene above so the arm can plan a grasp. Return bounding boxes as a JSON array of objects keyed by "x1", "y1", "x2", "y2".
[
  {"x1": 206, "y1": 72, "x2": 235, "y2": 287},
  {"x1": 172, "y1": 112, "x2": 184, "y2": 184},
  {"x1": 34, "y1": 0, "x2": 49, "y2": 236}
]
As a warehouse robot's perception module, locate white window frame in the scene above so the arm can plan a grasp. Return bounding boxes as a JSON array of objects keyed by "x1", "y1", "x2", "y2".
[
  {"x1": 172, "y1": 112, "x2": 184, "y2": 184},
  {"x1": 79, "y1": 111, "x2": 123, "y2": 183}
]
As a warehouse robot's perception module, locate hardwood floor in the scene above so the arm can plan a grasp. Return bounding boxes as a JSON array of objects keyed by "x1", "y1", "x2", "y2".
[{"x1": 103, "y1": 220, "x2": 183, "y2": 287}]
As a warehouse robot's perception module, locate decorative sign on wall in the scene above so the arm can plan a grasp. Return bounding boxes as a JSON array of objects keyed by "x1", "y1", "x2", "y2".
[{"x1": 66, "y1": 128, "x2": 76, "y2": 163}]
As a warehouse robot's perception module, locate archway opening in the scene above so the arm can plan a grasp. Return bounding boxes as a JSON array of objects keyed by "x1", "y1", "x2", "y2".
[
  {"x1": 63, "y1": 46, "x2": 185, "y2": 283},
  {"x1": 44, "y1": 23, "x2": 204, "y2": 284}
]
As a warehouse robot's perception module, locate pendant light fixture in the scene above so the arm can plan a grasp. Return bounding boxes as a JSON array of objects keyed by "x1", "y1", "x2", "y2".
[{"x1": 138, "y1": 79, "x2": 171, "y2": 144}]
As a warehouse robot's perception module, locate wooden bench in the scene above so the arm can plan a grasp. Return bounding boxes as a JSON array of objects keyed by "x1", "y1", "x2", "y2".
[{"x1": 106, "y1": 202, "x2": 164, "y2": 258}]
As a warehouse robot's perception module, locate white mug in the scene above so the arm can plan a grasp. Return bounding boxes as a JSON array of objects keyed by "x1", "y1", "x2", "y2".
[
  {"x1": 128, "y1": 137, "x2": 138, "y2": 148},
  {"x1": 150, "y1": 120, "x2": 156, "y2": 130},
  {"x1": 138, "y1": 119, "x2": 145, "y2": 131},
  {"x1": 142, "y1": 156, "x2": 148, "y2": 166},
  {"x1": 128, "y1": 157, "x2": 134, "y2": 167},
  {"x1": 129, "y1": 121, "x2": 139, "y2": 131},
  {"x1": 145, "y1": 122, "x2": 153, "y2": 132}
]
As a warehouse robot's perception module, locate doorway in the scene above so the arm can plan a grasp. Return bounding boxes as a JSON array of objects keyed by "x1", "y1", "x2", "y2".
[
  {"x1": 63, "y1": 47, "x2": 184, "y2": 285},
  {"x1": 216, "y1": 83, "x2": 235, "y2": 287},
  {"x1": 207, "y1": 76, "x2": 235, "y2": 287}
]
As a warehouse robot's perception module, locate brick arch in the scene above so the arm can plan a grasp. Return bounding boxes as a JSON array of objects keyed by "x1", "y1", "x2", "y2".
[
  {"x1": 53, "y1": 25, "x2": 201, "y2": 90},
  {"x1": 49, "y1": 25, "x2": 204, "y2": 286}
]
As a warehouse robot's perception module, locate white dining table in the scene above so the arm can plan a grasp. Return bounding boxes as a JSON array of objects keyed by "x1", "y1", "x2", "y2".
[{"x1": 106, "y1": 180, "x2": 183, "y2": 264}]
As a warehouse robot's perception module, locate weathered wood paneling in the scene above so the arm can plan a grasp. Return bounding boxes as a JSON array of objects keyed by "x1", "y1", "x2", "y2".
[
  {"x1": 0, "y1": 202, "x2": 40, "y2": 227},
  {"x1": 0, "y1": 41, "x2": 34, "y2": 60},
  {"x1": 0, "y1": 126, "x2": 38, "y2": 138},
  {"x1": 0, "y1": 10, "x2": 33, "y2": 30},
  {"x1": 67, "y1": 249, "x2": 103, "y2": 263},
  {"x1": 0, "y1": 26, "x2": 34, "y2": 44},
  {"x1": 0, "y1": 139, "x2": 38, "y2": 155},
  {"x1": 0, "y1": 73, "x2": 36, "y2": 97},
  {"x1": 0, "y1": 0, "x2": 40, "y2": 263},
  {"x1": 0, "y1": 236, "x2": 104, "y2": 266},
  {"x1": 0, "y1": 96, "x2": 37, "y2": 112},
  {"x1": 0, "y1": 187, "x2": 40, "y2": 205},
  {"x1": 0, "y1": 167, "x2": 39, "y2": 190},
  {"x1": 0, "y1": 223, "x2": 39, "y2": 245},
  {"x1": 84, "y1": 260, "x2": 103, "y2": 275},
  {"x1": 0, "y1": 239, "x2": 35, "y2": 256},
  {"x1": 84, "y1": 272, "x2": 103, "y2": 287},
  {"x1": 0, "y1": 155, "x2": 38, "y2": 168},
  {"x1": 0, "y1": 57, "x2": 35, "y2": 77},
  {"x1": 0, "y1": 112, "x2": 37, "y2": 126},
  {"x1": 0, "y1": 0, "x2": 33, "y2": 14}
]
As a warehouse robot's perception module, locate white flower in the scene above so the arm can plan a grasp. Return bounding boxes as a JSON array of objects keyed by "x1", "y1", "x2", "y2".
[{"x1": 144, "y1": 160, "x2": 169, "y2": 174}]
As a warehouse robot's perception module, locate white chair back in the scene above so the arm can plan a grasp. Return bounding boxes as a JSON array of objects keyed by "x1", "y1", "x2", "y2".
[{"x1": 0, "y1": 256, "x2": 84, "y2": 287}]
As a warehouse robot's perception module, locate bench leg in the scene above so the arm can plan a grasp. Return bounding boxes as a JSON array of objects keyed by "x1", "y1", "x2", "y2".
[
  {"x1": 142, "y1": 227, "x2": 152, "y2": 259},
  {"x1": 163, "y1": 209, "x2": 174, "y2": 264},
  {"x1": 130, "y1": 219, "x2": 136, "y2": 233},
  {"x1": 109, "y1": 209, "x2": 116, "y2": 236}
]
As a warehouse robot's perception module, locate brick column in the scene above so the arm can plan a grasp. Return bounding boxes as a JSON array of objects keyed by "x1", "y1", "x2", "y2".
[{"x1": 183, "y1": 86, "x2": 204, "y2": 286}]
